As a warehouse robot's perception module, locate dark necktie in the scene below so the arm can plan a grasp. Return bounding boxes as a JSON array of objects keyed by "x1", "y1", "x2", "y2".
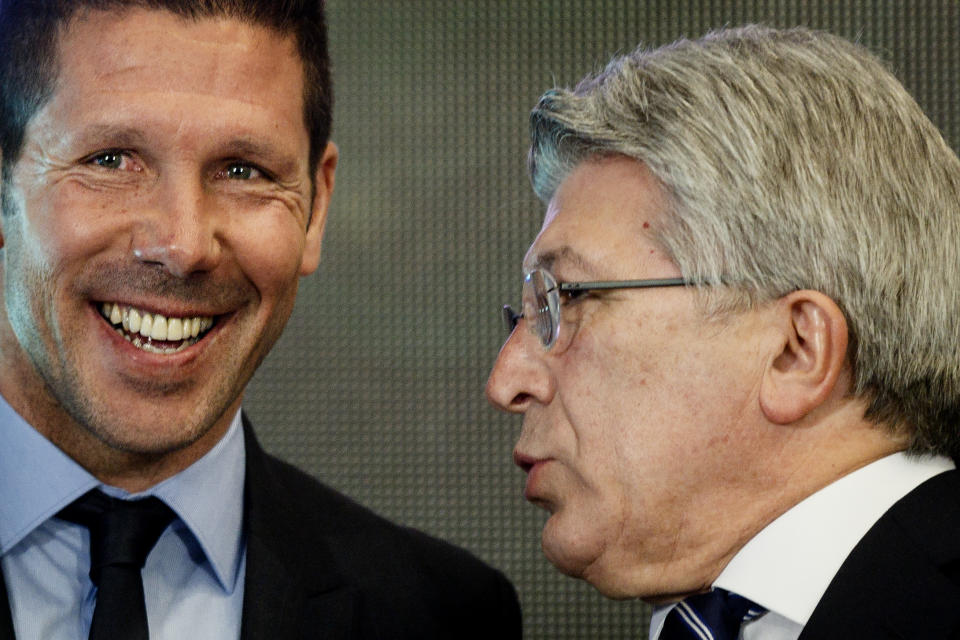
[
  {"x1": 57, "y1": 489, "x2": 175, "y2": 640},
  {"x1": 659, "y1": 588, "x2": 766, "y2": 640}
]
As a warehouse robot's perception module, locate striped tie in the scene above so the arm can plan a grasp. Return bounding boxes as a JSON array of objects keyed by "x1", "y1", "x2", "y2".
[{"x1": 659, "y1": 588, "x2": 766, "y2": 640}]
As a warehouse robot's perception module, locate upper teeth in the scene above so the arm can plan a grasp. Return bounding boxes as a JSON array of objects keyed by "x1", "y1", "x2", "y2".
[{"x1": 101, "y1": 302, "x2": 213, "y2": 342}]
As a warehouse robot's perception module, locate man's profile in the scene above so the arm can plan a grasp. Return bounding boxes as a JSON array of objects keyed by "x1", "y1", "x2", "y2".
[
  {"x1": 0, "y1": 1, "x2": 521, "y2": 638},
  {"x1": 488, "y1": 24, "x2": 960, "y2": 639}
]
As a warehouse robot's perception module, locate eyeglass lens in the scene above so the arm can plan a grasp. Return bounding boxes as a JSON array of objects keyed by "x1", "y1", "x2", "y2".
[{"x1": 523, "y1": 269, "x2": 561, "y2": 349}]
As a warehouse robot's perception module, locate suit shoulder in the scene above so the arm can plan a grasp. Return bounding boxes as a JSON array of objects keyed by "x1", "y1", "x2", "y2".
[
  {"x1": 258, "y1": 451, "x2": 501, "y2": 576},
  {"x1": 802, "y1": 468, "x2": 960, "y2": 638},
  {"x1": 250, "y1": 450, "x2": 522, "y2": 637}
]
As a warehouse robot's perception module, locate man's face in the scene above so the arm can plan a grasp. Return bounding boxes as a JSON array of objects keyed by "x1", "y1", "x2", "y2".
[
  {"x1": 486, "y1": 157, "x2": 775, "y2": 600},
  {"x1": 0, "y1": 9, "x2": 334, "y2": 475}
]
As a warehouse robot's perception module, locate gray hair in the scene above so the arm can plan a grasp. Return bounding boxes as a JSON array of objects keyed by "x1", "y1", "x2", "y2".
[{"x1": 529, "y1": 25, "x2": 960, "y2": 458}]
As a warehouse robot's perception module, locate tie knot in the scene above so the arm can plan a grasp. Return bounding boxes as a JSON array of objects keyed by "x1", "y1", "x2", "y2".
[
  {"x1": 57, "y1": 489, "x2": 175, "y2": 586},
  {"x1": 660, "y1": 588, "x2": 766, "y2": 640}
]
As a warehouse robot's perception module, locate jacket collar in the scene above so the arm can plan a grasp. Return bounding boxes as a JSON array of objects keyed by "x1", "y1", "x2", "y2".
[{"x1": 239, "y1": 414, "x2": 361, "y2": 640}]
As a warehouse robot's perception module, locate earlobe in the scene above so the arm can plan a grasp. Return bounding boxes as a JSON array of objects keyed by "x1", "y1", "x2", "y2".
[
  {"x1": 299, "y1": 141, "x2": 338, "y2": 276},
  {"x1": 759, "y1": 291, "x2": 849, "y2": 425}
]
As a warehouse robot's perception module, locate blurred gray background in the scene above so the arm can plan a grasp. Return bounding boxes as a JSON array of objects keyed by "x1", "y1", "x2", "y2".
[{"x1": 245, "y1": 2, "x2": 960, "y2": 638}]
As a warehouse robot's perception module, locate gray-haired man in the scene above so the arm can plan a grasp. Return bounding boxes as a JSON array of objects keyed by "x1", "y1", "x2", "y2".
[{"x1": 488, "y1": 25, "x2": 960, "y2": 639}]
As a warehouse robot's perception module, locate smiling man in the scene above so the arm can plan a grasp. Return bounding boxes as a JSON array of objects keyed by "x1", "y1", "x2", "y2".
[
  {"x1": 487, "y1": 25, "x2": 960, "y2": 639},
  {"x1": 0, "y1": 1, "x2": 520, "y2": 639}
]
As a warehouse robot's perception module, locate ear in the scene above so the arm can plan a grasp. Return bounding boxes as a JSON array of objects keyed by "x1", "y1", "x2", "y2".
[
  {"x1": 759, "y1": 290, "x2": 849, "y2": 425},
  {"x1": 299, "y1": 141, "x2": 338, "y2": 276}
]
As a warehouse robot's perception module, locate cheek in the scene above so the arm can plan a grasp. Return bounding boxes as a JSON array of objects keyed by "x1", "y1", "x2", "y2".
[
  {"x1": 559, "y1": 334, "x2": 656, "y2": 447},
  {"x1": 226, "y1": 208, "x2": 307, "y2": 300},
  {"x1": 557, "y1": 332, "x2": 706, "y2": 506},
  {"x1": 17, "y1": 183, "x2": 132, "y2": 270}
]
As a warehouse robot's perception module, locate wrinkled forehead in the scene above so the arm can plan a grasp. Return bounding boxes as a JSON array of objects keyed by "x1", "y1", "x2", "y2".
[
  {"x1": 56, "y1": 8, "x2": 303, "y2": 106},
  {"x1": 520, "y1": 156, "x2": 678, "y2": 279}
]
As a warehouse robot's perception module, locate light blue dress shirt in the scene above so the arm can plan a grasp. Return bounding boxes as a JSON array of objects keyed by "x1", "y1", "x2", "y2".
[{"x1": 0, "y1": 395, "x2": 247, "y2": 639}]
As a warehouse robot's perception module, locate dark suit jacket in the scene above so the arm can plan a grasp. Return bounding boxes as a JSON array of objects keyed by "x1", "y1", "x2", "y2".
[
  {"x1": 800, "y1": 468, "x2": 960, "y2": 639},
  {"x1": 0, "y1": 418, "x2": 522, "y2": 639}
]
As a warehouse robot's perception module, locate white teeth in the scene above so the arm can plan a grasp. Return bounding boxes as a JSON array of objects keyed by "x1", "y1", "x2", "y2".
[
  {"x1": 100, "y1": 302, "x2": 214, "y2": 353},
  {"x1": 128, "y1": 308, "x2": 141, "y2": 334},
  {"x1": 150, "y1": 315, "x2": 167, "y2": 341},
  {"x1": 167, "y1": 318, "x2": 183, "y2": 341},
  {"x1": 140, "y1": 313, "x2": 153, "y2": 338},
  {"x1": 118, "y1": 329, "x2": 194, "y2": 354}
]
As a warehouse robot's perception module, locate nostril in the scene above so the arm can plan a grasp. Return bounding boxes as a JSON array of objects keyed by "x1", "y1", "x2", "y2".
[{"x1": 512, "y1": 392, "x2": 532, "y2": 407}]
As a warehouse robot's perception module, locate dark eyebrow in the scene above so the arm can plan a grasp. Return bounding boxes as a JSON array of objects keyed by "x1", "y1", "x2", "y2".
[
  {"x1": 75, "y1": 124, "x2": 150, "y2": 149},
  {"x1": 525, "y1": 246, "x2": 602, "y2": 278},
  {"x1": 220, "y1": 138, "x2": 294, "y2": 164}
]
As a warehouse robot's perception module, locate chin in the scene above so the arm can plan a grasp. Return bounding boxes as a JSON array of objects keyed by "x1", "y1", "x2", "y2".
[
  {"x1": 540, "y1": 514, "x2": 597, "y2": 579},
  {"x1": 70, "y1": 392, "x2": 227, "y2": 457},
  {"x1": 540, "y1": 515, "x2": 654, "y2": 601},
  {"x1": 88, "y1": 417, "x2": 207, "y2": 456}
]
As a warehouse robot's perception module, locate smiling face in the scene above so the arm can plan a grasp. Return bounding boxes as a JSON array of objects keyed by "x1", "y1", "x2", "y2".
[
  {"x1": 0, "y1": 8, "x2": 335, "y2": 488},
  {"x1": 486, "y1": 157, "x2": 782, "y2": 600}
]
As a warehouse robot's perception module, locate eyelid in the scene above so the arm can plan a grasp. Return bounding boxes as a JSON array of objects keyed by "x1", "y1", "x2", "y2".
[
  {"x1": 83, "y1": 148, "x2": 129, "y2": 162},
  {"x1": 82, "y1": 149, "x2": 142, "y2": 172},
  {"x1": 220, "y1": 159, "x2": 274, "y2": 181}
]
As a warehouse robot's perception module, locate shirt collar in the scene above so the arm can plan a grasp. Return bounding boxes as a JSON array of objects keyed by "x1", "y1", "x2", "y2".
[
  {"x1": 0, "y1": 396, "x2": 99, "y2": 553},
  {"x1": 0, "y1": 393, "x2": 246, "y2": 592},
  {"x1": 712, "y1": 451, "x2": 955, "y2": 625},
  {"x1": 129, "y1": 410, "x2": 246, "y2": 591}
]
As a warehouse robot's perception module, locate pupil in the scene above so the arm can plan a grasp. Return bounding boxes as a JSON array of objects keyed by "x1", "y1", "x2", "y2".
[
  {"x1": 97, "y1": 153, "x2": 122, "y2": 169},
  {"x1": 229, "y1": 165, "x2": 252, "y2": 179}
]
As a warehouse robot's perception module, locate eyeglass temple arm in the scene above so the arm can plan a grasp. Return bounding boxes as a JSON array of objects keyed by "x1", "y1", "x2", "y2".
[{"x1": 558, "y1": 278, "x2": 694, "y2": 292}]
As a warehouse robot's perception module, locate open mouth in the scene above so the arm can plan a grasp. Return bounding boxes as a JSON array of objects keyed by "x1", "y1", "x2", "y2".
[{"x1": 99, "y1": 302, "x2": 216, "y2": 354}]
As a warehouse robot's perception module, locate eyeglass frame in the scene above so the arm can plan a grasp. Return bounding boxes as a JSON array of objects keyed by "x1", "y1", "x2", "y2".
[{"x1": 501, "y1": 268, "x2": 699, "y2": 350}]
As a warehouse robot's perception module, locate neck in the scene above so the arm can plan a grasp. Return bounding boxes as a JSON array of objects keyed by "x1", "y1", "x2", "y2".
[
  {"x1": 593, "y1": 400, "x2": 910, "y2": 602},
  {"x1": 0, "y1": 349, "x2": 236, "y2": 492}
]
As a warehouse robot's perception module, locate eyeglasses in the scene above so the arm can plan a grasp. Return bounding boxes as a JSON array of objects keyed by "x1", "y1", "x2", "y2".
[{"x1": 501, "y1": 268, "x2": 697, "y2": 351}]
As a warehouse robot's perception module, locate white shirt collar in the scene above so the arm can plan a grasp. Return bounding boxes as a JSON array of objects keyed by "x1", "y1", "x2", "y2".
[
  {"x1": 651, "y1": 451, "x2": 954, "y2": 637},
  {"x1": 713, "y1": 451, "x2": 954, "y2": 624}
]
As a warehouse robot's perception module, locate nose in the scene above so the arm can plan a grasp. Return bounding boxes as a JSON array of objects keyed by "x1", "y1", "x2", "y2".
[
  {"x1": 485, "y1": 322, "x2": 556, "y2": 413},
  {"x1": 131, "y1": 174, "x2": 222, "y2": 278}
]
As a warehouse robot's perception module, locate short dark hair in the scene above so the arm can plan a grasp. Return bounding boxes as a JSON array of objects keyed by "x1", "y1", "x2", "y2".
[{"x1": 0, "y1": 0, "x2": 332, "y2": 177}]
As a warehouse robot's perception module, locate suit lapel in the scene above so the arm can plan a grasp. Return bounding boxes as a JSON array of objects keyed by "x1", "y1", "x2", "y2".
[
  {"x1": 241, "y1": 532, "x2": 361, "y2": 640},
  {"x1": 239, "y1": 416, "x2": 361, "y2": 640},
  {"x1": 0, "y1": 568, "x2": 14, "y2": 640}
]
